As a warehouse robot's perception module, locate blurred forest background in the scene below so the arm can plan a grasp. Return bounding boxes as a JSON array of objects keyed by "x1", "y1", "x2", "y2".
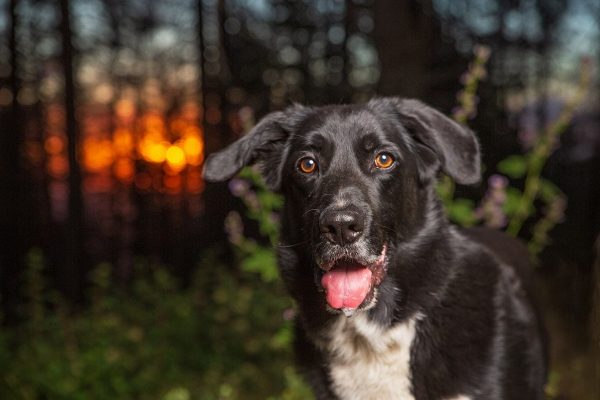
[{"x1": 0, "y1": 0, "x2": 599, "y2": 399}]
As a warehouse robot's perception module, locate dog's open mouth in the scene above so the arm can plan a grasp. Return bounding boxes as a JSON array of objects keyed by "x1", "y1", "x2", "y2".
[{"x1": 317, "y1": 245, "x2": 387, "y2": 311}]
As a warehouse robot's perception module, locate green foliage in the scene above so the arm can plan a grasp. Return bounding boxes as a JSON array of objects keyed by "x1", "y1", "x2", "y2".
[
  {"x1": 240, "y1": 244, "x2": 279, "y2": 283},
  {"x1": 224, "y1": 167, "x2": 314, "y2": 398},
  {"x1": 0, "y1": 250, "x2": 311, "y2": 400},
  {"x1": 497, "y1": 155, "x2": 527, "y2": 179},
  {"x1": 503, "y1": 187, "x2": 525, "y2": 217},
  {"x1": 440, "y1": 48, "x2": 592, "y2": 259},
  {"x1": 539, "y1": 179, "x2": 561, "y2": 203},
  {"x1": 231, "y1": 167, "x2": 285, "y2": 284},
  {"x1": 446, "y1": 198, "x2": 477, "y2": 227},
  {"x1": 237, "y1": 167, "x2": 283, "y2": 245}
]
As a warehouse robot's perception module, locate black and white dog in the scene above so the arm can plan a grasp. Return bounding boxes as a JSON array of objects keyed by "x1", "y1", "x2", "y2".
[{"x1": 203, "y1": 98, "x2": 546, "y2": 400}]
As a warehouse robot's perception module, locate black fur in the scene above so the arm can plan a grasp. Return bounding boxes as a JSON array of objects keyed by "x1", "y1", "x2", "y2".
[{"x1": 203, "y1": 98, "x2": 546, "y2": 399}]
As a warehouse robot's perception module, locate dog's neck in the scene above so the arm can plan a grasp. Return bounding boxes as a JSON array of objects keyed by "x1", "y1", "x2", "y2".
[{"x1": 370, "y1": 188, "x2": 457, "y2": 327}]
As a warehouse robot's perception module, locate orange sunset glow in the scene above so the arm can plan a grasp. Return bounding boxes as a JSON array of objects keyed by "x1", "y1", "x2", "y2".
[{"x1": 45, "y1": 98, "x2": 205, "y2": 195}]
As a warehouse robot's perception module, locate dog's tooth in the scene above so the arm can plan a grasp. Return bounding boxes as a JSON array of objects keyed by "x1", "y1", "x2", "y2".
[{"x1": 342, "y1": 308, "x2": 355, "y2": 317}]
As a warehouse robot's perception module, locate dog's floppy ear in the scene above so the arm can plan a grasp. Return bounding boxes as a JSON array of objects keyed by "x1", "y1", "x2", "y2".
[
  {"x1": 377, "y1": 97, "x2": 481, "y2": 185},
  {"x1": 203, "y1": 105, "x2": 310, "y2": 189}
]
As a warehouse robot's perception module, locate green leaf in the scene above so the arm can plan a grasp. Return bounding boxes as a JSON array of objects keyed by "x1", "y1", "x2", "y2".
[
  {"x1": 436, "y1": 175, "x2": 455, "y2": 206},
  {"x1": 163, "y1": 387, "x2": 191, "y2": 400},
  {"x1": 503, "y1": 187, "x2": 523, "y2": 217},
  {"x1": 271, "y1": 325, "x2": 293, "y2": 349},
  {"x1": 539, "y1": 179, "x2": 562, "y2": 203},
  {"x1": 257, "y1": 190, "x2": 283, "y2": 212},
  {"x1": 447, "y1": 198, "x2": 476, "y2": 227},
  {"x1": 497, "y1": 155, "x2": 527, "y2": 179},
  {"x1": 241, "y1": 247, "x2": 278, "y2": 283},
  {"x1": 503, "y1": 186, "x2": 534, "y2": 220}
]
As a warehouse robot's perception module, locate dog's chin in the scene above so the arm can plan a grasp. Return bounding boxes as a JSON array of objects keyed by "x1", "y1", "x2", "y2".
[{"x1": 314, "y1": 244, "x2": 387, "y2": 317}]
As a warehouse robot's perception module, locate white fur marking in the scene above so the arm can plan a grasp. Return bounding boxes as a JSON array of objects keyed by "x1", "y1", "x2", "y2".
[
  {"x1": 444, "y1": 396, "x2": 472, "y2": 400},
  {"x1": 315, "y1": 313, "x2": 421, "y2": 400}
]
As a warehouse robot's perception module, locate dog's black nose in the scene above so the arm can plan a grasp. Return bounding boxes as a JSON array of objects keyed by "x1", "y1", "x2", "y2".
[{"x1": 319, "y1": 209, "x2": 365, "y2": 245}]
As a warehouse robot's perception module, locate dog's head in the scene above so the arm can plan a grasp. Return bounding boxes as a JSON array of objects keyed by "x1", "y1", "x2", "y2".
[{"x1": 204, "y1": 98, "x2": 480, "y2": 316}]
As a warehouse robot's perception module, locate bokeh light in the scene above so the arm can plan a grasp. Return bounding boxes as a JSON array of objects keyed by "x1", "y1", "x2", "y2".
[{"x1": 165, "y1": 144, "x2": 186, "y2": 172}]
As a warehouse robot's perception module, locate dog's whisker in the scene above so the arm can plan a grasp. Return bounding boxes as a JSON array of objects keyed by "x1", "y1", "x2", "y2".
[
  {"x1": 374, "y1": 222, "x2": 397, "y2": 235},
  {"x1": 276, "y1": 241, "x2": 308, "y2": 248},
  {"x1": 302, "y1": 208, "x2": 320, "y2": 217}
]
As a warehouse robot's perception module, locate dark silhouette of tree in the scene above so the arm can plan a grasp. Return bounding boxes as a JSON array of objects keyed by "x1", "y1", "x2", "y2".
[
  {"x1": 198, "y1": 0, "x2": 207, "y2": 132},
  {"x1": 0, "y1": 0, "x2": 24, "y2": 322},
  {"x1": 374, "y1": 0, "x2": 465, "y2": 109},
  {"x1": 374, "y1": 0, "x2": 434, "y2": 98},
  {"x1": 197, "y1": 0, "x2": 239, "y2": 252},
  {"x1": 59, "y1": 0, "x2": 84, "y2": 302}
]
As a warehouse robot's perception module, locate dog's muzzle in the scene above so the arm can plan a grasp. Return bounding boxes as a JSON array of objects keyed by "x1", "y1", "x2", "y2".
[{"x1": 316, "y1": 244, "x2": 387, "y2": 312}]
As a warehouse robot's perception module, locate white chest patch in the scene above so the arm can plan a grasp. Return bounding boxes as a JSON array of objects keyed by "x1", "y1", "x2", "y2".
[{"x1": 314, "y1": 313, "x2": 420, "y2": 400}]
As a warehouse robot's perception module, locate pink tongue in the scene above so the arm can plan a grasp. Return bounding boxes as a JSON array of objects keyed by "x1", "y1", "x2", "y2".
[{"x1": 321, "y1": 264, "x2": 372, "y2": 309}]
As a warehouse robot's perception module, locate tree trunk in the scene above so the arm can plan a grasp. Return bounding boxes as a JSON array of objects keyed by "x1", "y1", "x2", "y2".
[
  {"x1": 60, "y1": 0, "x2": 84, "y2": 303},
  {"x1": 373, "y1": 0, "x2": 435, "y2": 98},
  {"x1": 592, "y1": 234, "x2": 600, "y2": 398},
  {"x1": 0, "y1": 0, "x2": 23, "y2": 323},
  {"x1": 198, "y1": 0, "x2": 206, "y2": 131},
  {"x1": 197, "y1": 0, "x2": 236, "y2": 253}
]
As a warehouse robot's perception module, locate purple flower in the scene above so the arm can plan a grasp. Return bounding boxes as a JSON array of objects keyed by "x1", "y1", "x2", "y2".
[
  {"x1": 229, "y1": 178, "x2": 250, "y2": 197},
  {"x1": 282, "y1": 308, "x2": 296, "y2": 321},
  {"x1": 488, "y1": 174, "x2": 508, "y2": 190},
  {"x1": 242, "y1": 191, "x2": 260, "y2": 212},
  {"x1": 476, "y1": 174, "x2": 509, "y2": 228},
  {"x1": 224, "y1": 211, "x2": 244, "y2": 245},
  {"x1": 518, "y1": 128, "x2": 538, "y2": 150},
  {"x1": 474, "y1": 45, "x2": 491, "y2": 61}
]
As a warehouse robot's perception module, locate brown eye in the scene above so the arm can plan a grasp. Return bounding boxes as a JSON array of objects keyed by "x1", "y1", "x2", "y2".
[
  {"x1": 374, "y1": 152, "x2": 394, "y2": 169},
  {"x1": 298, "y1": 157, "x2": 317, "y2": 174}
]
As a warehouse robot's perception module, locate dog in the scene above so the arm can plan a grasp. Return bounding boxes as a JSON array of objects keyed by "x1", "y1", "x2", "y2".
[{"x1": 203, "y1": 98, "x2": 547, "y2": 399}]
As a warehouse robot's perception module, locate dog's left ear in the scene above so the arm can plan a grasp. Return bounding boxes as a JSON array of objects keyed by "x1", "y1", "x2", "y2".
[
  {"x1": 203, "y1": 104, "x2": 311, "y2": 190},
  {"x1": 374, "y1": 98, "x2": 481, "y2": 185}
]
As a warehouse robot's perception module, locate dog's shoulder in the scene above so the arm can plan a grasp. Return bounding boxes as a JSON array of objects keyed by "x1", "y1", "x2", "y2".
[
  {"x1": 452, "y1": 226, "x2": 539, "y2": 321},
  {"x1": 447, "y1": 226, "x2": 532, "y2": 290},
  {"x1": 458, "y1": 226, "x2": 533, "y2": 288}
]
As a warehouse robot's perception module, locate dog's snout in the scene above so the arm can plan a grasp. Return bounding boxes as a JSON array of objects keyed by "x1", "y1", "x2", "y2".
[{"x1": 319, "y1": 209, "x2": 365, "y2": 246}]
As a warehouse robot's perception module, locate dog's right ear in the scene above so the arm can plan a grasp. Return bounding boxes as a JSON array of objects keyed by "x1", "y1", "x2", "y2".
[{"x1": 203, "y1": 105, "x2": 310, "y2": 189}]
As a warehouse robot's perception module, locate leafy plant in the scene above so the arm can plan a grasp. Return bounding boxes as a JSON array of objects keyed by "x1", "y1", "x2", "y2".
[
  {"x1": 440, "y1": 48, "x2": 591, "y2": 259},
  {"x1": 0, "y1": 249, "x2": 311, "y2": 400}
]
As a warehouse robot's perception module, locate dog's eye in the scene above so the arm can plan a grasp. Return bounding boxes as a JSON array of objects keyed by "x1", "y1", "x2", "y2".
[
  {"x1": 298, "y1": 157, "x2": 317, "y2": 174},
  {"x1": 374, "y1": 152, "x2": 394, "y2": 169}
]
